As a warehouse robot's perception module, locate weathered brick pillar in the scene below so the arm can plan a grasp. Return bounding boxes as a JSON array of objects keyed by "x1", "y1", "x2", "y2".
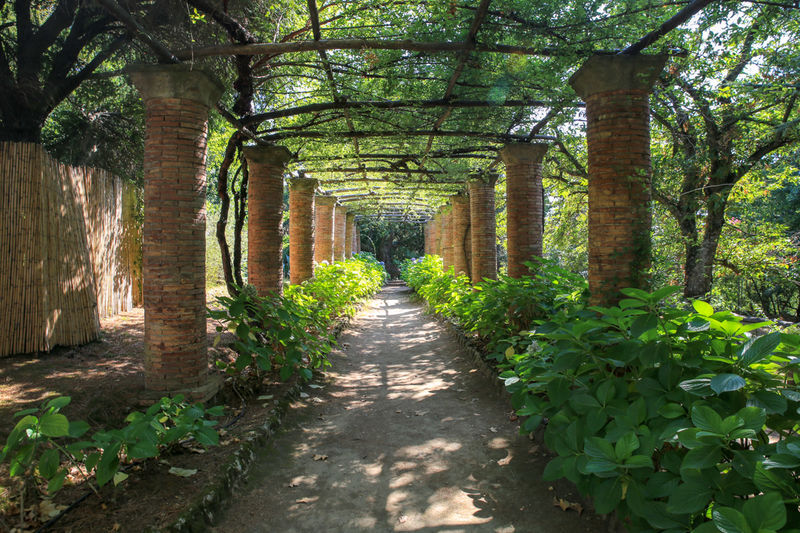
[
  {"x1": 440, "y1": 206, "x2": 453, "y2": 272},
  {"x1": 288, "y1": 177, "x2": 317, "y2": 284},
  {"x1": 432, "y1": 210, "x2": 443, "y2": 257},
  {"x1": 501, "y1": 143, "x2": 548, "y2": 278},
  {"x1": 129, "y1": 64, "x2": 223, "y2": 398},
  {"x1": 469, "y1": 175, "x2": 498, "y2": 284},
  {"x1": 314, "y1": 195, "x2": 336, "y2": 264},
  {"x1": 354, "y1": 225, "x2": 361, "y2": 253},
  {"x1": 569, "y1": 54, "x2": 666, "y2": 306},
  {"x1": 430, "y1": 217, "x2": 439, "y2": 257},
  {"x1": 345, "y1": 212, "x2": 356, "y2": 259},
  {"x1": 450, "y1": 195, "x2": 471, "y2": 278},
  {"x1": 244, "y1": 146, "x2": 291, "y2": 295},
  {"x1": 334, "y1": 205, "x2": 348, "y2": 261}
]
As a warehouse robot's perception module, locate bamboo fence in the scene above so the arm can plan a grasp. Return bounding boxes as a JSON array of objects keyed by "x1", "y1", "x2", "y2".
[{"x1": 0, "y1": 142, "x2": 141, "y2": 357}]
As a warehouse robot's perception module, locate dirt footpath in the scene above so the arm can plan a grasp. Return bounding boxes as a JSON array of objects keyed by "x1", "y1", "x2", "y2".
[{"x1": 212, "y1": 283, "x2": 608, "y2": 533}]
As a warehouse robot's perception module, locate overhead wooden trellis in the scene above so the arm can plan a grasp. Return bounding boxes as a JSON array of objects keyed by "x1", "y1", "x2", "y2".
[{"x1": 100, "y1": 0, "x2": 714, "y2": 220}]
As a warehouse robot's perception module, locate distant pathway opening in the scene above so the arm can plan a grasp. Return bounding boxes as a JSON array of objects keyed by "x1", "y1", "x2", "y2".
[{"x1": 212, "y1": 283, "x2": 605, "y2": 533}]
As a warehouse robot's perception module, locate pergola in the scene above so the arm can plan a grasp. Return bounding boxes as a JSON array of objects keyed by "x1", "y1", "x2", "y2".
[{"x1": 111, "y1": 0, "x2": 711, "y2": 397}]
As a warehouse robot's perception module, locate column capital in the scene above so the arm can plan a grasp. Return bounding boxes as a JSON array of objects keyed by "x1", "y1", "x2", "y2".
[
  {"x1": 569, "y1": 54, "x2": 667, "y2": 99},
  {"x1": 242, "y1": 145, "x2": 293, "y2": 166},
  {"x1": 468, "y1": 171, "x2": 499, "y2": 185},
  {"x1": 289, "y1": 177, "x2": 318, "y2": 192},
  {"x1": 450, "y1": 194, "x2": 469, "y2": 205},
  {"x1": 128, "y1": 64, "x2": 224, "y2": 108},
  {"x1": 315, "y1": 194, "x2": 337, "y2": 206},
  {"x1": 500, "y1": 143, "x2": 549, "y2": 165}
]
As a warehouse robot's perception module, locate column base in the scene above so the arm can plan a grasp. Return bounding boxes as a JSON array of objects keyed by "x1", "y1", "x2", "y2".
[{"x1": 139, "y1": 373, "x2": 224, "y2": 405}]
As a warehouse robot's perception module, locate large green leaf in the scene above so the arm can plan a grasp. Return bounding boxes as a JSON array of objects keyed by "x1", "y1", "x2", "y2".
[
  {"x1": 666, "y1": 480, "x2": 712, "y2": 514},
  {"x1": 39, "y1": 413, "x2": 70, "y2": 437},
  {"x1": 614, "y1": 432, "x2": 639, "y2": 460},
  {"x1": 681, "y1": 445, "x2": 723, "y2": 471},
  {"x1": 741, "y1": 492, "x2": 786, "y2": 531},
  {"x1": 692, "y1": 405, "x2": 723, "y2": 434},
  {"x1": 710, "y1": 374, "x2": 746, "y2": 395},
  {"x1": 37, "y1": 448, "x2": 60, "y2": 478},
  {"x1": 712, "y1": 507, "x2": 751, "y2": 533},
  {"x1": 740, "y1": 332, "x2": 781, "y2": 366},
  {"x1": 593, "y1": 478, "x2": 622, "y2": 513},
  {"x1": 693, "y1": 300, "x2": 715, "y2": 316}
]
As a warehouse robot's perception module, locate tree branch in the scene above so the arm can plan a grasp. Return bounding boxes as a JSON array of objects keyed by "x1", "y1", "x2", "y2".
[
  {"x1": 95, "y1": 0, "x2": 178, "y2": 63},
  {"x1": 621, "y1": 0, "x2": 716, "y2": 54},
  {"x1": 260, "y1": 129, "x2": 554, "y2": 142},
  {"x1": 242, "y1": 98, "x2": 573, "y2": 126},
  {"x1": 174, "y1": 38, "x2": 581, "y2": 60}
]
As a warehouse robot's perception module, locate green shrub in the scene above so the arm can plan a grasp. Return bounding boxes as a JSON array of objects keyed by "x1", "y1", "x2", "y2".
[
  {"x1": 1, "y1": 395, "x2": 223, "y2": 496},
  {"x1": 450, "y1": 259, "x2": 587, "y2": 360},
  {"x1": 402, "y1": 256, "x2": 587, "y2": 360},
  {"x1": 210, "y1": 254, "x2": 386, "y2": 381},
  {"x1": 502, "y1": 287, "x2": 800, "y2": 532},
  {"x1": 404, "y1": 256, "x2": 800, "y2": 532}
]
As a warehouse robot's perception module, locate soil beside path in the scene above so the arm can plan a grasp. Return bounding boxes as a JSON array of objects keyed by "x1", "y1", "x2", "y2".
[{"x1": 212, "y1": 283, "x2": 608, "y2": 533}]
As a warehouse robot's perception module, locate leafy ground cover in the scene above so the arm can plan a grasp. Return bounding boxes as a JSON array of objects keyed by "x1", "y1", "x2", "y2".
[
  {"x1": 0, "y1": 254, "x2": 386, "y2": 531},
  {"x1": 402, "y1": 255, "x2": 800, "y2": 533}
]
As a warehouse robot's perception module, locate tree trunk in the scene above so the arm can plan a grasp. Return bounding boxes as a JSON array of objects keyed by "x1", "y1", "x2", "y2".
[
  {"x1": 683, "y1": 191, "x2": 728, "y2": 298},
  {"x1": 0, "y1": 104, "x2": 46, "y2": 143},
  {"x1": 377, "y1": 234, "x2": 400, "y2": 278}
]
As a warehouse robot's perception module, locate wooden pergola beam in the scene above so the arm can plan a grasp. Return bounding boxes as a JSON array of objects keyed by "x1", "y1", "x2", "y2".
[
  {"x1": 319, "y1": 178, "x2": 467, "y2": 184},
  {"x1": 262, "y1": 130, "x2": 555, "y2": 142},
  {"x1": 305, "y1": 167, "x2": 446, "y2": 174},
  {"x1": 424, "y1": 0, "x2": 492, "y2": 156},
  {"x1": 173, "y1": 38, "x2": 576, "y2": 60},
  {"x1": 243, "y1": 98, "x2": 574, "y2": 125},
  {"x1": 301, "y1": 152, "x2": 496, "y2": 162}
]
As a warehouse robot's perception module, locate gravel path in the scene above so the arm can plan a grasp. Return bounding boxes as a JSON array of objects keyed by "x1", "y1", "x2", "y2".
[{"x1": 212, "y1": 283, "x2": 607, "y2": 533}]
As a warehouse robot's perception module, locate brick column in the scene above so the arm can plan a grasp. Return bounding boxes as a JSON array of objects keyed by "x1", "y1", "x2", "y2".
[
  {"x1": 288, "y1": 177, "x2": 317, "y2": 284},
  {"x1": 334, "y1": 205, "x2": 348, "y2": 261},
  {"x1": 501, "y1": 143, "x2": 548, "y2": 278},
  {"x1": 314, "y1": 195, "x2": 336, "y2": 265},
  {"x1": 431, "y1": 217, "x2": 439, "y2": 257},
  {"x1": 129, "y1": 64, "x2": 223, "y2": 398},
  {"x1": 440, "y1": 206, "x2": 453, "y2": 272},
  {"x1": 354, "y1": 225, "x2": 361, "y2": 253},
  {"x1": 569, "y1": 54, "x2": 666, "y2": 306},
  {"x1": 450, "y1": 195, "x2": 471, "y2": 278},
  {"x1": 469, "y1": 176, "x2": 498, "y2": 284},
  {"x1": 345, "y1": 212, "x2": 356, "y2": 259},
  {"x1": 244, "y1": 146, "x2": 291, "y2": 295}
]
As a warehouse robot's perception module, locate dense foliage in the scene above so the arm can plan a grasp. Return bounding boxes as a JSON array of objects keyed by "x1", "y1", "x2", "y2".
[
  {"x1": 404, "y1": 256, "x2": 800, "y2": 533},
  {"x1": 1, "y1": 395, "x2": 223, "y2": 499},
  {"x1": 209, "y1": 253, "x2": 386, "y2": 382},
  {"x1": 402, "y1": 255, "x2": 587, "y2": 358}
]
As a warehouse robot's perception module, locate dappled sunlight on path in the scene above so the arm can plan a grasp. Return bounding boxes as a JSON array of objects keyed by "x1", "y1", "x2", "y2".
[{"x1": 211, "y1": 283, "x2": 606, "y2": 533}]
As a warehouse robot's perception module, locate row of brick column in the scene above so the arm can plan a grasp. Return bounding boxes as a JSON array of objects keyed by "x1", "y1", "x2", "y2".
[
  {"x1": 130, "y1": 53, "x2": 666, "y2": 398},
  {"x1": 314, "y1": 195, "x2": 336, "y2": 264},
  {"x1": 288, "y1": 178, "x2": 317, "y2": 285},
  {"x1": 450, "y1": 195, "x2": 470, "y2": 278},
  {"x1": 418, "y1": 55, "x2": 664, "y2": 307}
]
